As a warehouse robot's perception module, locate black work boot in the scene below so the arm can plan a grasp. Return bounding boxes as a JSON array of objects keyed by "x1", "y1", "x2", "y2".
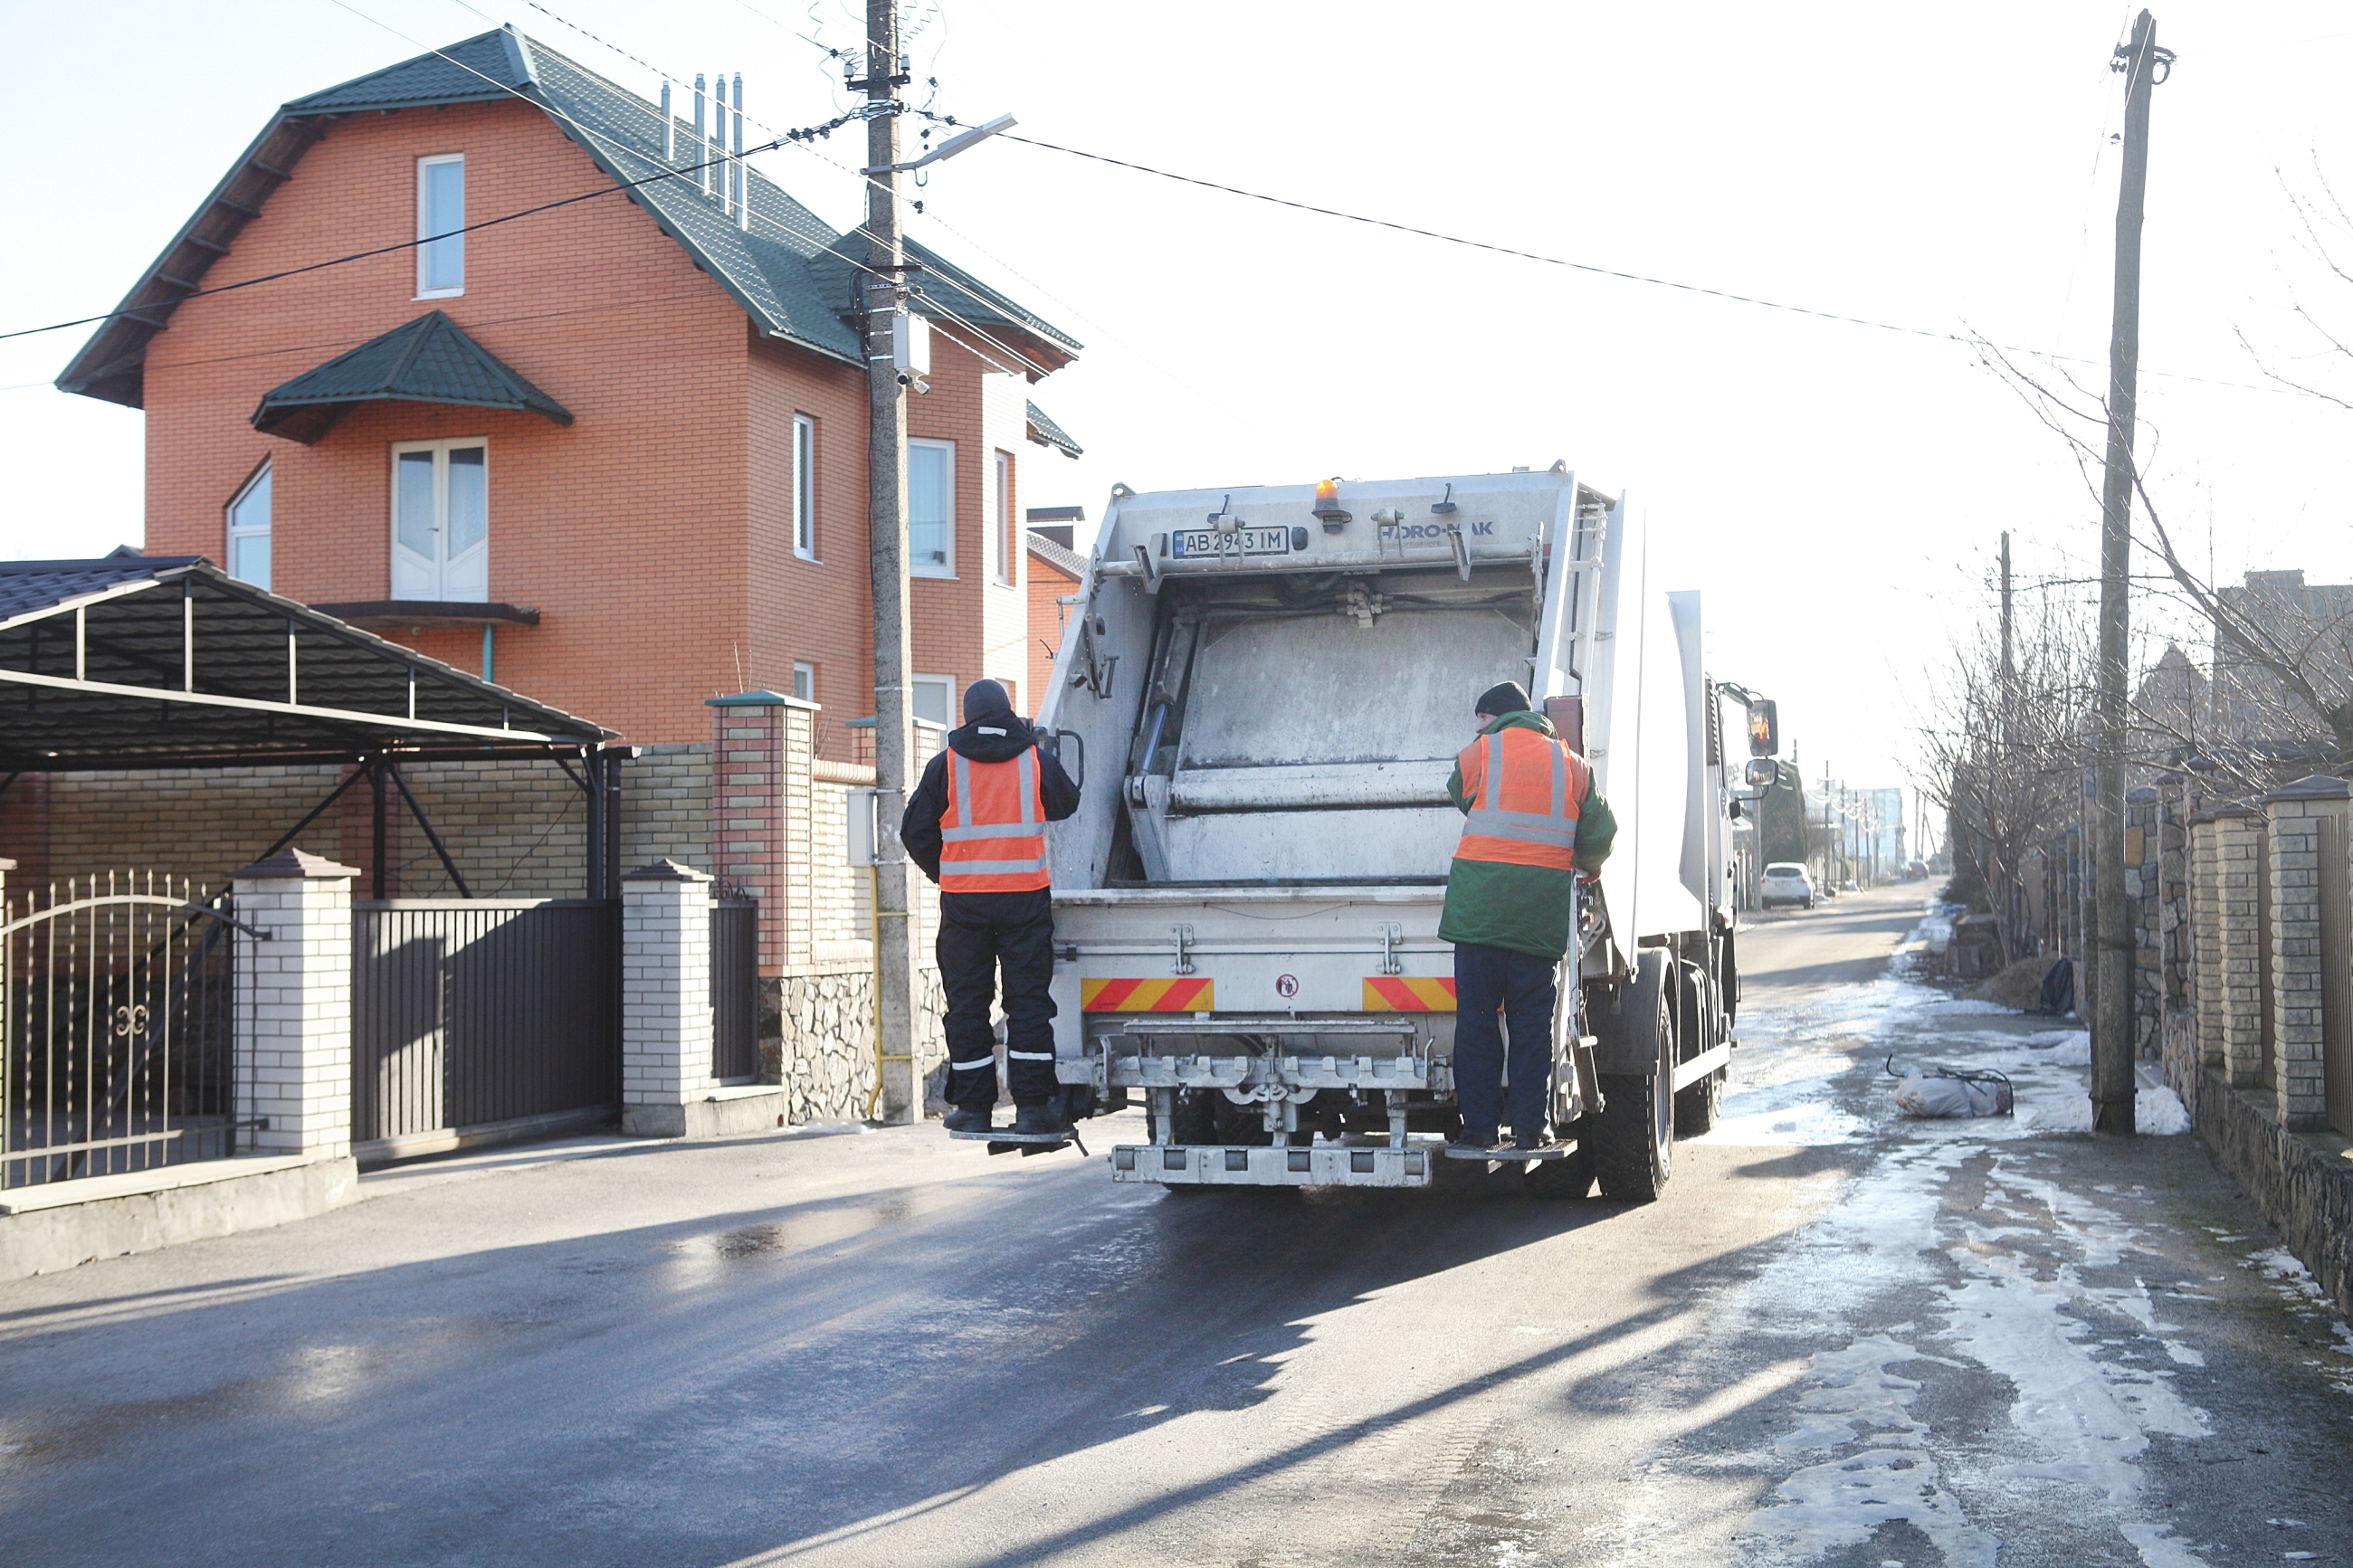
[
  {"x1": 1012, "y1": 1102, "x2": 1066, "y2": 1137},
  {"x1": 943, "y1": 1105, "x2": 995, "y2": 1134}
]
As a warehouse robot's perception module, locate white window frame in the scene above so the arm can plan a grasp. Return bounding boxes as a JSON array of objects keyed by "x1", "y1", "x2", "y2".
[
  {"x1": 908, "y1": 438, "x2": 956, "y2": 579},
  {"x1": 911, "y1": 673, "x2": 956, "y2": 728},
  {"x1": 416, "y1": 154, "x2": 466, "y2": 299},
  {"x1": 792, "y1": 413, "x2": 818, "y2": 561},
  {"x1": 389, "y1": 436, "x2": 491, "y2": 602},
  {"x1": 991, "y1": 448, "x2": 1016, "y2": 586},
  {"x1": 225, "y1": 459, "x2": 272, "y2": 591},
  {"x1": 792, "y1": 660, "x2": 816, "y2": 704}
]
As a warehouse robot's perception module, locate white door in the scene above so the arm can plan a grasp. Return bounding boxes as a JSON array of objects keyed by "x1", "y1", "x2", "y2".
[{"x1": 391, "y1": 440, "x2": 489, "y2": 602}]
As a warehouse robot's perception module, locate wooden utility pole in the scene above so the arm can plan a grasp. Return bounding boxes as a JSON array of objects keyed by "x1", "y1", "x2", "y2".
[
  {"x1": 862, "y1": 0, "x2": 919, "y2": 1123},
  {"x1": 1998, "y1": 531, "x2": 2014, "y2": 690},
  {"x1": 2092, "y1": 11, "x2": 2167, "y2": 1135}
]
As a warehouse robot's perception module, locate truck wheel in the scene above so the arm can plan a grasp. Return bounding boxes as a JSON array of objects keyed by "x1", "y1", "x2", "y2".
[
  {"x1": 1674, "y1": 1069, "x2": 1723, "y2": 1137},
  {"x1": 1592, "y1": 953, "x2": 1675, "y2": 1202},
  {"x1": 1672, "y1": 962, "x2": 1723, "y2": 1137}
]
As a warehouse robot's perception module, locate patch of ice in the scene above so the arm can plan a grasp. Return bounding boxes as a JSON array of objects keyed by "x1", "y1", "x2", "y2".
[
  {"x1": 1924, "y1": 999, "x2": 2014, "y2": 1016},
  {"x1": 1743, "y1": 1335, "x2": 1998, "y2": 1567}
]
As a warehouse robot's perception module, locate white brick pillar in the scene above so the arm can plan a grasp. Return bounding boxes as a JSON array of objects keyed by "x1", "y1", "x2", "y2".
[
  {"x1": 2262, "y1": 776, "x2": 2348, "y2": 1130},
  {"x1": 229, "y1": 847, "x2": 358, "y2": 1160},
  {"x1": 622, "y1": 858, "x2": 714, "y2": 1137}
]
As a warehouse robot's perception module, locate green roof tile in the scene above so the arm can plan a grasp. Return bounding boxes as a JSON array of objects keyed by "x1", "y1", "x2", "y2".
[
  {"x1": 61, "y1": 26, "x2": 1077, "y2": 406},
  {"x1": 252, "y1": 310, "x2": 571, "y2": 442}
]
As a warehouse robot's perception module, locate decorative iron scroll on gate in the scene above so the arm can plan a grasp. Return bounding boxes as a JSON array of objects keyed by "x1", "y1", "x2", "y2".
[{"x1": 2, "y1": 873, "x2": 248, "y2": 1189}]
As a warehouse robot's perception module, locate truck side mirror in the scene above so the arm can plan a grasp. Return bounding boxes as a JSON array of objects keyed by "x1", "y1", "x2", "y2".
[
  {"x1": 1744, "y1": 757, "x2": 1778, "y2": 788},
  {"x1": 1746, "y1": 699, "x2": 1779, "y2": 757}
]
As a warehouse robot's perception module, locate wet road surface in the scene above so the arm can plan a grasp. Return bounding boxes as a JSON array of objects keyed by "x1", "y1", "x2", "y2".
[{"x1": 3, "y1": 881, "x2": 2348, "y2": 1565}]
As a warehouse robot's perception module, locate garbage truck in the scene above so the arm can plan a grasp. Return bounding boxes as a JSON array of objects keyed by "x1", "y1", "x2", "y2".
[{"x1": 1032, "y1": 465, "x2": 1738, "y2": 1197}]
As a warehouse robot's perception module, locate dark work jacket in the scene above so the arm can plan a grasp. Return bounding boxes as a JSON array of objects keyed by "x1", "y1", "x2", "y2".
[{"x1": 900, "y1": 711, "x2": 1082, "y2": 884}]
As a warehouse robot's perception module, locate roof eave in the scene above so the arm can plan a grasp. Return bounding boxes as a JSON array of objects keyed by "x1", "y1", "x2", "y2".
[{"x1": 56, "y1": 111, "x2": 328, "y2": 409}]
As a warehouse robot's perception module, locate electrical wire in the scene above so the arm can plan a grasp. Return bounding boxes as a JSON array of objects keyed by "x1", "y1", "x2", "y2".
[
  {"x1": 905, "y1": 111, "x2": 2282, "y2": 396},
  {"x1": 14, "y1": 0, "x2": 1053, "y2": 396}
]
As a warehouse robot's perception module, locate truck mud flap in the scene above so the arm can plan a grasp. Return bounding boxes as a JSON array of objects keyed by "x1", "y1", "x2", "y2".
[
  {"x1": 1112, "y1": 1143, "x2": 1434, "y2": 1188},
  {"x1": 1588, "y1": 953, "x2": 1668, "y2": 1076}
]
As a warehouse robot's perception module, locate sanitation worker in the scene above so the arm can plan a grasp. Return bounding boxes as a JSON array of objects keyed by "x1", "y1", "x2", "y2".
[
  {"x1": 901, "y1": 679, "x2": 1082, "y2": 1136},
  {"x1": 1440, "y1": 681, "x2": 1616, "y2": 1150}
]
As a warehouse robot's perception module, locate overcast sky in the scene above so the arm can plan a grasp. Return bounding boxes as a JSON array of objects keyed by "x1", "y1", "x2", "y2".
[{"x1": 6, "y1": 1, "x2": 2352, "y2": 819}]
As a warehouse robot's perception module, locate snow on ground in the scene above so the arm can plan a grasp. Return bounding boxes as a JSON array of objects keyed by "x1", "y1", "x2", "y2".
[{"x1": 1719, "y1": 903, "x2": 2219, "y2": 1565}]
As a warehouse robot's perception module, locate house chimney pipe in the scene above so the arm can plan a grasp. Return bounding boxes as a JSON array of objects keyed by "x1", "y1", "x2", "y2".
[
  {"x1": 693, "y1": 74, "x2": 708, "y2": 192},
  {"x1": 713, "y1": 72, "x2": 729, "y2": 206},
  {"x1": 661, "y1": 81, "x2": 674, "y2": 162},
  {"x1": 733, "y1": 74, "x2": 748, "y2": 230}
]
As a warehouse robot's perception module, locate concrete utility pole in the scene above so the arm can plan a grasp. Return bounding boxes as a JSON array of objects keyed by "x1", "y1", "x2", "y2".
[
  {"x1": 862, "y1": 0, "x2": 919, "y2": 1123},
  {"x1": 2092, "y1": 11, "x2": 2167, "y2": 1136}
]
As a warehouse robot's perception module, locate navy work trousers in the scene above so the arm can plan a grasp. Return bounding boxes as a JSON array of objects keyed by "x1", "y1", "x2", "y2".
[
  {"x1": 1452, "y1": 941, "x2": 1558, "y2": 1142},
  {"x1": 938, "y1": 888, "x2": 1059, "y2": 1110}
]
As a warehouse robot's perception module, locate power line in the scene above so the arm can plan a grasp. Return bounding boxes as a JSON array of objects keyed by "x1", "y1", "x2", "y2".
[{"x1": 938, "y1": 117, "x2": 2283, "y2": 396}]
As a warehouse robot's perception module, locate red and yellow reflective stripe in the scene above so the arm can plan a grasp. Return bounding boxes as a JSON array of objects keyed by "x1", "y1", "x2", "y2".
[
  {"x1": 1362, "y1": 976, "x2": 1458, "y2": 1012},
  {"x1": 1081, "y1": 977, "x2": 1215, "y2": 1012}
]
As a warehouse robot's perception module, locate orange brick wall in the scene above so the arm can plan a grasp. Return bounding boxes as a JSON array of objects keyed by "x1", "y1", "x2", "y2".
[
  {"x1": 1026, "y1": 550, "x2": 1081, "y2": 717},
  {"x1": 135, "y1": 95, "x2": 1051, "y2": 755},
  {"x1": 143, "y1": 99, "x2": 754, "y2": 744},
  {"x1": 748, "y1": 329, "x2": 869, "y2": 761},
  {"x1": 904, "y1": 335, "x2": 1030, "y2": 723}
]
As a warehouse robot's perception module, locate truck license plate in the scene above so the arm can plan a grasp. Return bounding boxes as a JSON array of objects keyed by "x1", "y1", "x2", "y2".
[{"x1": 1172, "y1": 527, "x2": 1291, "y2": 558}]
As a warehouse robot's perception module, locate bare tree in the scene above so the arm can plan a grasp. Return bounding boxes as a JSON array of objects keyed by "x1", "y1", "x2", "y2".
[
  {"x1": 1917, "y1": 584, "x2": 2100, "y2": 963},
  {"x1": 1977, "y1": 341, "x2": 2353, "y2": 794}
]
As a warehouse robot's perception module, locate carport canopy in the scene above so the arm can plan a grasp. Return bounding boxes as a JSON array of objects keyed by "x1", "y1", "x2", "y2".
[{"x1": 0, "y1": 553, "x2": 614, "y2": 770}]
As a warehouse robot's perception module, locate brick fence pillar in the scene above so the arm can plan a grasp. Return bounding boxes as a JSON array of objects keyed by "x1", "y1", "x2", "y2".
[
  {"x1": 621, "y1": 858, "x2": 714, "y2": 1137},
  {"x1": 2207, "y1": 806, "x2": 2268, "y2": 1087},
  {"x1": 228, "y1": 847, "x2": 359, "y2": 1161},
  {"x1": 2262, "y1": 776, "x2": 2348, "y2": 1130}
]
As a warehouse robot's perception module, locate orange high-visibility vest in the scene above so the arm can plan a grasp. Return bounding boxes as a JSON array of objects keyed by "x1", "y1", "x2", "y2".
[
  {"x1": 940, "y1": 747, "x2": 1051, "y2": 893},
  {"x1": 1453, "y1": 726, "x2": 1587, "y2": 872}
]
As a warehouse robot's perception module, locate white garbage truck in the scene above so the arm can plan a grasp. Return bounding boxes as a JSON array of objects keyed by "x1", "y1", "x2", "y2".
[{"x1": 1033, "y1": 465, "x2": 1738, "y2": 1197}]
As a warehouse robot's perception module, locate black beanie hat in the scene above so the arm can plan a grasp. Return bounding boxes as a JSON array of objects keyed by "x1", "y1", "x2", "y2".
[
  {"x1": 963, "y1": 679, "x2": 1015, "y2": 723},
  {"x1": 1475, "y1": 680, "x2": 1533, "y2": 717}
]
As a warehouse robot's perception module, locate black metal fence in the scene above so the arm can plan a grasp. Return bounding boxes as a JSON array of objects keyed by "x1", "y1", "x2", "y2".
[
  {"x1": 2, "y1": 873, "x2": 236, "y2": 1189},
  {"x1": 711, "y1": 898, "x2": 759, "y2": 1080},
  {"x1": 352, "y1": 899, "x2": 619, "y2": 1144}
]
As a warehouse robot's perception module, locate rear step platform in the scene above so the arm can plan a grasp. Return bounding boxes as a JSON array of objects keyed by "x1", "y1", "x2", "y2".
[
  {"x1": 1443, "y1": 1141, "x2": 1580, "y2": 1161},
  {"x1": 948, "y1": 1127, "x2": 1089, "y2": 1157}
]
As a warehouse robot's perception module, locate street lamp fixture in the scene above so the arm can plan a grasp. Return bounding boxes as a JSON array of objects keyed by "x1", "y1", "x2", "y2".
[{"x1": 862, "y1": 114, "x2": 1016, "y2": 176}]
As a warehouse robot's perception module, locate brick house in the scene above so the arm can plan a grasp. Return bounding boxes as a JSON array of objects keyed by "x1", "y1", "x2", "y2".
[
  {"x1": 1023, "y1": 507, "x2": 1088, "y2": 716},
  {"x1": 12, "y1": 26, "x2": 1090, "y2": 1098},
  {"x1": 58, "y1": 24, "x2": 1085, "y2": 752}
]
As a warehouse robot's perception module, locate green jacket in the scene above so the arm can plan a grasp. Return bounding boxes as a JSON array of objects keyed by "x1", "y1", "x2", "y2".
[{"x1": 1436, "y1": 710, "x2": 1617, "y2": 959}]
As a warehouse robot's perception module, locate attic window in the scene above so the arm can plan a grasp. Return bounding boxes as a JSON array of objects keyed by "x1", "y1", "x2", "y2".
[{"x1": 417, "y1": 155, "x2": 465, "y2": 298}]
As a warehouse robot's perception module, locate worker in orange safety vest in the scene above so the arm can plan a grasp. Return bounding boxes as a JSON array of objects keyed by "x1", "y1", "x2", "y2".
[
  {"x1": 901, "y1": 679, "x2": 1081, "y2": 1136},
  {"x1": 1439, "y1": 680, "x2": 1616, "y2": 1151}
]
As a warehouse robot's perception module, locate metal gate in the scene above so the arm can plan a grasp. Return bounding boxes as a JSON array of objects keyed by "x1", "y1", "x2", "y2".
[
  {"x1": 352, "y1": 898, "x2": 618, "y2": 1145},
  {"x1": 3, "y1": 873, "x2": 239, "y2": 1190},
  {"x1": 711, "y1": 898, "x2": 758, "y2": 1080}
]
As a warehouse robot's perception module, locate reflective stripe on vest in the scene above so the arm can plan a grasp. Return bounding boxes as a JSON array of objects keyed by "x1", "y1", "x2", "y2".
[
  {"x1": 1453, "y1": 727, "x2": 1584, "y2": 871},
  {"x1": 940, "y1": 747, "x2": 1051, "y2": 892}
]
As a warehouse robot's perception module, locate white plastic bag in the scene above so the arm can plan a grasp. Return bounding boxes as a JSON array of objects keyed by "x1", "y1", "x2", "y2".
[{"x1": 1894, "y1": 1069, "x2": 2012, "y2": 1117}]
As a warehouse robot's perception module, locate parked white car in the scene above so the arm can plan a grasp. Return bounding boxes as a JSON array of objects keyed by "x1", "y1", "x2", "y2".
[{"x1": 1760, "y1": 862, "x2": 1815, "y2": 909}]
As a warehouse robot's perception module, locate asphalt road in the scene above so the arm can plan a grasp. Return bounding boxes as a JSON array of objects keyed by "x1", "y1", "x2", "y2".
[{"x1": 3, "y1": 882, "x2": 2348, "y2": 1566}]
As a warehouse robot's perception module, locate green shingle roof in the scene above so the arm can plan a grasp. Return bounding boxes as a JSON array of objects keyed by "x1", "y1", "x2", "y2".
[
  {"x1": 59, "y1": 26, "x2": 1078, "y2": 408},
  {"x1": 1024, "y1": 400, "x2": 1082, "y2": 458},
  {"x1": 252, "y1": 310, "x2": 572, "y2": 442}
]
